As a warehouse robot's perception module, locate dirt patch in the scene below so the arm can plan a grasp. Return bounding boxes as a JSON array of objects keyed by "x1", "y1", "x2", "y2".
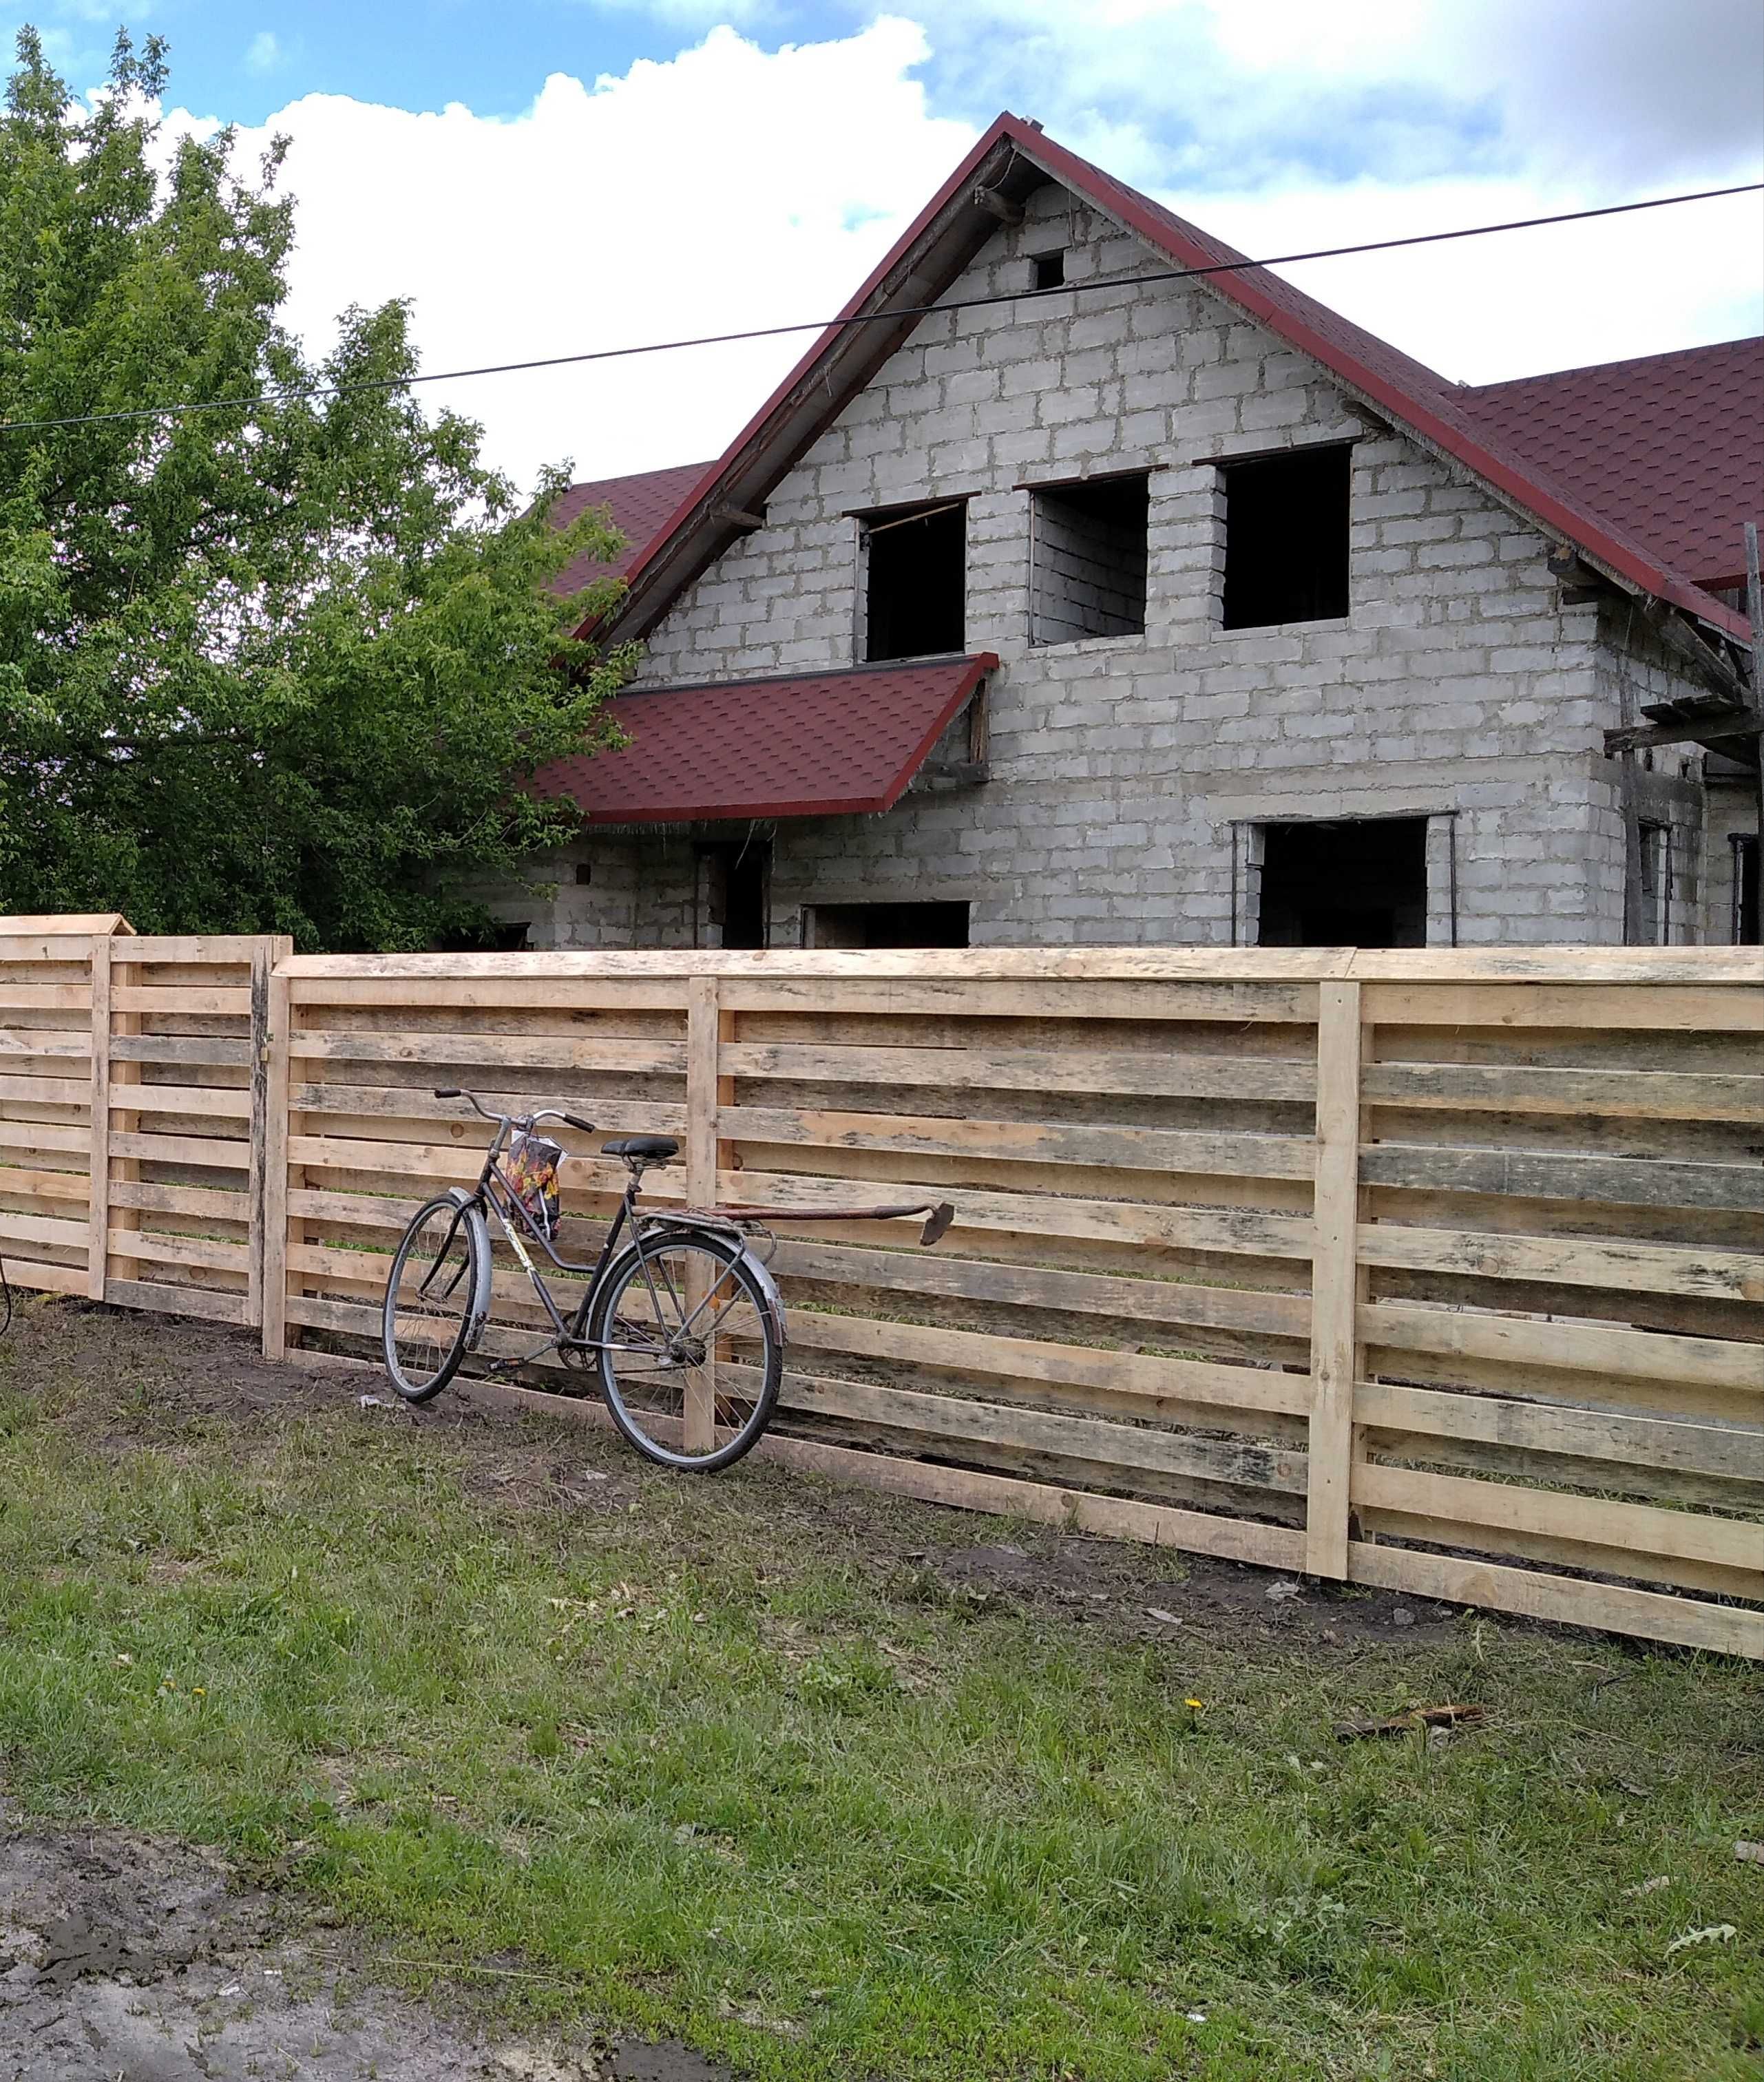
[
  {"x1": 0, "y1": 1815, "x2": 729, "y2": 2081},
  {"x1": 12, "y1": 1302, "x2": 1463, "y2": 1654}
]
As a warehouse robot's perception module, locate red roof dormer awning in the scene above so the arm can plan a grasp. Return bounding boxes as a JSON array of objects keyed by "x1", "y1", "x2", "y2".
[{"x1": 532, "y1": 653, "x2": 996, "y2": 826}]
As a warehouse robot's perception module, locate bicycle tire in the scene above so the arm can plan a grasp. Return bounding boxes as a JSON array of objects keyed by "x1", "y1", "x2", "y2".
[
  {"x1": 381, "y1": 1191, "x2": 490, "y2": 1402},
  {"x1": 587, "y1": 1229, "x2": 782, "y2": 1471}
]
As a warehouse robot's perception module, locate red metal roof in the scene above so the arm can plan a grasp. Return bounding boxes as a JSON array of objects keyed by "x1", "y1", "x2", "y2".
[
  {"x1": 573, "y1": 113, "x2": 1752, "y2": 646},
  {"x1": 532, "y1": 655, "x2": 997, "y2": 824},
  {"x1": 547, "y1": 460, "x2": 713, "y2": 597},
  {"x1": 1457, "y1": 339, "x2": 1764, "y2": 591}
]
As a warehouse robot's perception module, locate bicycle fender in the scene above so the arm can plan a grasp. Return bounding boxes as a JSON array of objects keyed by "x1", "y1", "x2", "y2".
[
  {"x1": 439, "y1": 1188, "x2": 494, "y2": 1352},
  {"x1": 669, "y1": 1222, "x2": 788, "y2": 1347}
]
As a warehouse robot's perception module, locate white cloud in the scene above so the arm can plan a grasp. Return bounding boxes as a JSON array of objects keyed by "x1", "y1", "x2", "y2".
[
  {"x1": 244, "y1": 30, "x2": 281, "y2": 76},
  {"x1": 163, "y1": 20, "x2": 971, "y2": 493},
  {"x1": 156, "y1": 11, "x2": 1761, "y2": 498}
]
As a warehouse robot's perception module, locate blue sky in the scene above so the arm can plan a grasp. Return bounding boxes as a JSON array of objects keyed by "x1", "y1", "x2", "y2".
[{"x1": 11, "y1": 1, "x2": 1762, "y2": 490}]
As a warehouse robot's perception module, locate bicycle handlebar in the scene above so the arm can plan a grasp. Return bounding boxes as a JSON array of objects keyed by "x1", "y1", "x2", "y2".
[{"x1": 432, "y1": 1089, "x2": 596, "y2": 1135}]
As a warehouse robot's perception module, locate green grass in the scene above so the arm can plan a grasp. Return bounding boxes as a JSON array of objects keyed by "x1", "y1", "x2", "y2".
[{"x1": 0, "y1": 1303, "x2": 1760, "y2": 2081}]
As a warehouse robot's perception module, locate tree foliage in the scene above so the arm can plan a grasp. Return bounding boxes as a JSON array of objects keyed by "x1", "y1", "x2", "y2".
[{"x1": 0, "y1": 28, "x2": 628, "y2": 947}]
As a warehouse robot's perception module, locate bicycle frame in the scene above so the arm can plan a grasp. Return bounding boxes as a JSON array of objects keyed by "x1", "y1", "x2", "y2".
[{"x1": 451, "y1": 1106, "x2": 771, "y2": 1369}]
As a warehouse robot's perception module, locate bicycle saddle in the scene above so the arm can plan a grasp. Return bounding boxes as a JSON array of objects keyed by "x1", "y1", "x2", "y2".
[{"x1": 602, "y1": 1135, "x2": 680, "y2": 1162}]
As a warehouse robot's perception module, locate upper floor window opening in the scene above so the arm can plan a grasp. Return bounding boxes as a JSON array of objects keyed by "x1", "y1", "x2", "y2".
[
  {"x1": 1220, "y1": 444, "x2": 1351, "y2": 630},
  {"x1": 1031, "y1": 249, "x2": 1066, "y2": 291},
  {"x1": 861, "y1": 499, "x2": 967, "y2": 662},
  {"x1": 1030, "y1": 471, "x2": 1149, "y2": 645}
]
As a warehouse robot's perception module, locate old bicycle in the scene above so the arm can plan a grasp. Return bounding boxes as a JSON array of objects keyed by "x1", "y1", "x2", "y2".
[{"x1": 381, "y1": 1089, "x2": 954, "y2": 1472}]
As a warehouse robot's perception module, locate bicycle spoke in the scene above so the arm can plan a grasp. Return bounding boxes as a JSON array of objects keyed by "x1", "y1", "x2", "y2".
[{"x1": 595, "y1": 1235, "x2": 779, "y2": 1469}]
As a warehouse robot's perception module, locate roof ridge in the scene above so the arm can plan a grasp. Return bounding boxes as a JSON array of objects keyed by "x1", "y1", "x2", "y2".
[{"x1": 569, "y1": 113, "x2": 1750, "y2": 644}]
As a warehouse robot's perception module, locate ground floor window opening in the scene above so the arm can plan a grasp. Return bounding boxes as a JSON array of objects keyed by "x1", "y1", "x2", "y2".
[
  {"x1": 1256, "y1": 816, "x2": 1429, "y2": 947},
  {"x1": 804, "y1": 901, "x2": 971, "y2": 949}
]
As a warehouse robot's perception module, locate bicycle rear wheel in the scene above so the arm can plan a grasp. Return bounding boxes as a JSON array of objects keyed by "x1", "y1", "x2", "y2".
[
  {"x1": 587, "y1": 1229, "x2": 781, "y2": 1471},
  {"x1": 381, "y1": 1192, "x2": 488, "y2": 1402}
]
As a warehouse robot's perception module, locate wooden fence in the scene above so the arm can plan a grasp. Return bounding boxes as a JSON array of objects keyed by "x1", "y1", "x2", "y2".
[{"x1": 2, "y1": 919, "x2": 1759, "y2": 1656}]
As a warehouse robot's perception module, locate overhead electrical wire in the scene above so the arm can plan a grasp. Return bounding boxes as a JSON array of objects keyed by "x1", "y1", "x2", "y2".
[{"x1": 1, "y1": 178, "x2": 1759, "y2": 438}]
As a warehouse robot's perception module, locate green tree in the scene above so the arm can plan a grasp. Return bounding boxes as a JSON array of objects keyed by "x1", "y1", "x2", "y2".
[{"x1": 0, "y1": 28, "x2": 629, "y2": 947}]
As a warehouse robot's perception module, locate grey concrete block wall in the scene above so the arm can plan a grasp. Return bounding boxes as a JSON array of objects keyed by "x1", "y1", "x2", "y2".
[{"x1": 519, "y1": 178, "x2": 1723, "y2": 951}]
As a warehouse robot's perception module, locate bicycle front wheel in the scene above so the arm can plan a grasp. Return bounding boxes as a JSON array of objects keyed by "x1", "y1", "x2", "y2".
[
  {"x1": 381, "y1": 1192, "x2": 488, "y2": 1402},
  {"x1": 588, "y1": 1230, "x2": 781, "y2": 1471}
]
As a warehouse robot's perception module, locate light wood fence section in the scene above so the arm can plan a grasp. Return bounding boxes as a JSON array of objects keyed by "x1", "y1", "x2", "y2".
[
  {"x1": 0, "y1": 921, "x2": 291, "y2": 1327},
  {"x1": 1, "y1": 929, "x2": 1758, "y2": 1656}
]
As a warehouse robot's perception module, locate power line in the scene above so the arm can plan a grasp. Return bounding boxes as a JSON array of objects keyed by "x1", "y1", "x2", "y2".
[{"x1": 2, "y1": 178, "x2": 1759, "y2": 438}]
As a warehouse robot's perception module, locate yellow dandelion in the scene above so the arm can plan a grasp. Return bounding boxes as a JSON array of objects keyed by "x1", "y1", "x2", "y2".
[{"x1": 1184, "y1": 1697, "x2": 1204, "y2": 1710}]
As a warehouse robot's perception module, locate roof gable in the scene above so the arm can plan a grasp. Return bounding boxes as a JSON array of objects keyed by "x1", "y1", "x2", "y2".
[{"x1": 567, "y1": 114, "x2": 1754, "y2": 645}]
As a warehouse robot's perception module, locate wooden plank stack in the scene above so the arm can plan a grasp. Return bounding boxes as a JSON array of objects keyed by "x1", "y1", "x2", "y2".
[{"x1": 1, "y1": 926, "x2": 1758, "y2": 1657}]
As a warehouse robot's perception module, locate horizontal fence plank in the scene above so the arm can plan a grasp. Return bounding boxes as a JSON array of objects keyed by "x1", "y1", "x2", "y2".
[
  {"x1": 288, "y1": 1031, "x2": 689, "y2": 1074},
  {"x1": 0, "y1": 1031, "x2": 88, "y2": 1062},
  {"x1": 773, "y1": 1367, "x2": 1309, "y2": 1493},
  {"x1": 0, "y1": 987, "x2": 90, "y2": 1012},
  {"x1": 724, "y1": 1167, "x2": 1314, "y2": 1263},
  {"x1": 720, "y1": 1105, "x2": 1316, "y2": 1181},
  {"x1": 107, "y1": 1130, "x2": 250, "y2": 1170},
  {"x1": 3, "y1": 1259, "x2": 87, "y2": 1295},
  {"x1": 106, "y1": 1230, "x2": 250, "y2": 1274},
  {"x1": 1347, "y1": 1541, "x2": 1764, "y2": 1659},
  {"x1": 1363, "y1": 1301, "x2": 1764, "y2": 1396},
  {"x1": 773, "y1": 1239, "x2": 1312, "y2": 1340},
  {"x1": 110, "y1": 1034, "x2": 253, "y2": 1069},
  {"x1": 110, "y1": 986, "x2": 251, "y2": 1016},
  {"x1": 287, "y1": 977, "x2": 691, "y2": 1010},
  {"x1": 0, "y1": 1208, "x2": 90, "y2": 1250},
  {"x1": 0, "y1": 1071, "x2": 91, "y2": 1108},
  {"x1": 1361, "y1": 1142, "x2": 1764, "y2": 1213},
  {"x1": 721, "y1": 1040, "x2": 1316, "y2": 1103},
  {"x1": 1361, "y1": 984, "x2": 1764, "y2": 1031},
  {"x1": 1355, "y1": 1462, "x2": 1763, "y2": 1574},
  {"x1": 781, "y1": 1309, "x2": 1312, "y2": 1419},
  {"x1": 718, "y1": 978, "x2": 1318, "y2": 1022},
  {"x1": 1361, "y1": 1062, "x2": 1764, "y2": 1123},
  {"x1": 0, "y1": 1166, "x2": 90, "y2": 1202},
  {"x1": 103, "y1": 1278, "x2": 246, "y2": 1326},
  {"x1": 1357, "y1": 1222, "x2": 1764, "y2": 1305},
  {"x1": 288, "y1": 1083, "x2": 687, "y2": 1137},
  {"x1": 109, "y1": 1180, "x2": 251, "y2": 1220},
  {"x1": 111, "y1": 1084, "x2": 253, "y2": 1122},
  {"x1": 1356, "y1": 1380, "x2": 1763, "y2": 1486},
  {"x1": 271, "y1": 947, "x2": 1764, "y2": 984}
]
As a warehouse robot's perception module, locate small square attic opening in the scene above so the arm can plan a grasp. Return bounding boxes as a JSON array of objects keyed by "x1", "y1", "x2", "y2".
[{"x1": 1031, "y1": 472, "x2": 1149, "y2": 644}]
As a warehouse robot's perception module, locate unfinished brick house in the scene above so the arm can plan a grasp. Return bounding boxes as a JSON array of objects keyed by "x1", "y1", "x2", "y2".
[{"x1": 487, "y1": 114, "x2": 1763, "y2": 952}]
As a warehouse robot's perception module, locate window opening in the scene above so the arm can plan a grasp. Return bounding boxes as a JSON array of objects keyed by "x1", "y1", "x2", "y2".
[
  {"x1": 863, "y1": 501, "x2": 967, "y2": 661},
  {"x1": 1732, "y1": 832, "x2": 1760, "y2": 945},
  {"x1": 1257, "y1": 817, "x2": 1427, "y2": 947},
  {"x1": 805, "y1": 901, "x2": 970, "y2": 949},
  {"x1": 700, "y1": 839, "x2": 770, "y2": 949},
  {"x1": 1031, "y1": 250, "x2": 1065, "y2": 291},
  {"x1": 1636, "y1": 819, "x2": 1670, "y2": 944},
  {"x1": 1221, "y1": 445, "x2": 1350, "y2": 629},
  {"x1": 1031, "y1": 473, "x2": 1149, "y2": 644}
]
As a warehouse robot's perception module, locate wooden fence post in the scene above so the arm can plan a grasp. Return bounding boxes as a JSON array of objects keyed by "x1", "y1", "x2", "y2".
[
  {"x1": 260, "y1": 951, "x2": 292, "y2": 1360},
  {"x1": 684, "y1": 975, "x2": 722, "y2": 1453},
  {"x1": 1305, "y1": 979, "x2": 1363, "y2": 1579},
  {"x1": 85, "y1": 935, "x2": 112, "y2": 1301}
]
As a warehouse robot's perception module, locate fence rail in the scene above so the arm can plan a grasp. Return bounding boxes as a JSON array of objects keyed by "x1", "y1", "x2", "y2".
[{"x1": 3, "y1": 921, "x2": 1759, "y2": 1656}]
